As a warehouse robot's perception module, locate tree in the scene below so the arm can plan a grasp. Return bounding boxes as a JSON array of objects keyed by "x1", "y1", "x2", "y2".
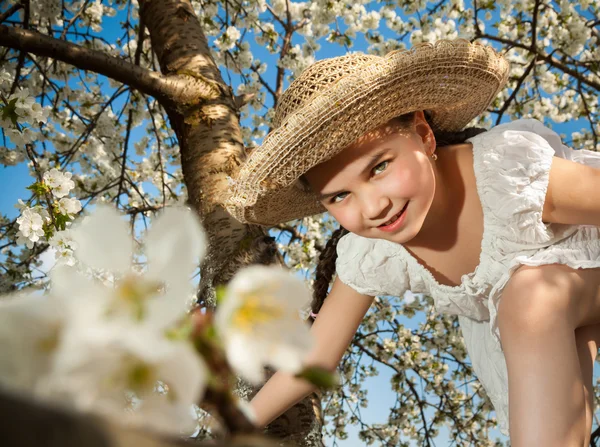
[{"x1": 0, "y1": 0, "x2": 598, "y2": 445}]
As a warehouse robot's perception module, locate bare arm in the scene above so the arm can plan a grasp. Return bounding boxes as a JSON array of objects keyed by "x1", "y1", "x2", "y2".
[
  {"x1": 249, "y1": 277, "x2": 375, "y2": 428},
  {"x1": 543, "y1": 156, "x2": 600, "y2": 226}
]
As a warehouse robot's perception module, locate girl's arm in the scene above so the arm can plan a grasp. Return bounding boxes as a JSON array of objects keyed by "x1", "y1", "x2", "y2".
[
  {"x1": 543, "y1": 156, "x2": 600, "y2": 226},
  {"x1": 249, "y1": 276, "x2": 375, "y2": 428}
]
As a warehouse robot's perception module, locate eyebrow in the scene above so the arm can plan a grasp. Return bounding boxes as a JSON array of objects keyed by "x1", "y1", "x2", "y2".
[{"x1": 317, "y1": 148, "x2": 389, "y2": 201}]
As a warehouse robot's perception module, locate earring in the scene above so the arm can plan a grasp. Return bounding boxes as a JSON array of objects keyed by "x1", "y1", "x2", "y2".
[{"x1": 431, "y1": 153, "x2": 438, "y2": 161}]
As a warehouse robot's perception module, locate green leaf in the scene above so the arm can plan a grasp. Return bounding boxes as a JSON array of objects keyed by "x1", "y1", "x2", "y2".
[
  {"x1": 54, "y1": 213, "x2": 71, "y2": 231},
  {"x1": 26, "y1": 182, "x2": 49, "y2": 197},
  {"x1": 204, "y1": 324, "x2": 218, "y2": 341},
  {"x1": 0, "y1": 97, "x2": 19, "y2": 127},
  {"x1": 295, "y1": 366, "x2": 339, "y2": 389},
  {"x1": 43, "y1": 222, "x2": 54, "y2": 241},
  {"x1": 215, "y1": 285, "x2": 227, "y2": 306},
  {"x1": 165, "y1": 316, "x2": 193, "y2": 341}
]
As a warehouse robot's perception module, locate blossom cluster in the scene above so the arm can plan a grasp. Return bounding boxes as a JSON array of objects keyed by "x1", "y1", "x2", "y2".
[
  {"x1": 14, "y1": 167, "x2": 82, "y2": 272},
  {"x1": 0, "y1": 205, "x2": 321, "y2": 435},
  {"x1": 0, "y1": 79, "x2": 50, "y2": 165}
]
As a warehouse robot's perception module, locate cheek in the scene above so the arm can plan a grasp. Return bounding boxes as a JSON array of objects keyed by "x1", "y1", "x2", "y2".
[
  {"x1": 386, "y1": 164, "x2": 420, "y2": 196},
  {"x1": 329, "y1": 206, "x2": 362, "y2": 232}
]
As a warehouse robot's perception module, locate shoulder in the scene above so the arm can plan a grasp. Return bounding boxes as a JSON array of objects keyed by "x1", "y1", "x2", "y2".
[
  {"x1": 469, "y1": 119, "x2": 558, "y2": 195},
  {"x1": 469, "y1": 118, "x2": 564, "y2": 155},
  {"x1": 469, "y1": 118, "x2": 561, "y2": 181},
  {"x1": 469, "y1": 119, "x2": 575, "y2": 244},
  {"x1": 335, "y1": 233, "x2": 409, "y2": 297}
]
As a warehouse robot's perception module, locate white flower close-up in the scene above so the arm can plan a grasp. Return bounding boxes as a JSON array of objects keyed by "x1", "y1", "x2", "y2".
[
  {"x1": 39, "y1": 324, "x2": 206, "y2": 435},
  {"x1": 0, "y1": 205, "x2": 210, "y2": 435},
  {"x1": 54, "y1": 205, "x2": 208, "y2": 331},
  {"x1": 215, "y1": 265, "x2": 316, "y2": 385}
]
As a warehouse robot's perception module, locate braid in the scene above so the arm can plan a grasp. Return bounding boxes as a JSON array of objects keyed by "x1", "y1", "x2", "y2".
[{"x1": 310, "y1": 226, "x2": 349, "y2": 320}]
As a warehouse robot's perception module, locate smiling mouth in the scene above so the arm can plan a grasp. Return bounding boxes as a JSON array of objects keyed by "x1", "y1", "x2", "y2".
[{"x1": 379, "y1": 202, "x2": 408, "y2": 227}]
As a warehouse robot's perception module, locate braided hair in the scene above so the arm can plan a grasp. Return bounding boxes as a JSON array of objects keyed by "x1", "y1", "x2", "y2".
[
  {"x1": 308, "y1": 111, "x2": 487, "y2": 321},
  {"x1": 309, "y1": 225, "x2": 349, "y2": 317}
]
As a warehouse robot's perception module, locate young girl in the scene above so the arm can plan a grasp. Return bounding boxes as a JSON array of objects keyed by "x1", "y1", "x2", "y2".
[{"x1": 225, "y1": 38, "x2": 600, "y2": 446}]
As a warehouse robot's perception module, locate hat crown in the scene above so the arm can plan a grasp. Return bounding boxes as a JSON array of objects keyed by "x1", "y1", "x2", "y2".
[{"x1": 272, "y1": 53, "x2": 380, "y2": 129}]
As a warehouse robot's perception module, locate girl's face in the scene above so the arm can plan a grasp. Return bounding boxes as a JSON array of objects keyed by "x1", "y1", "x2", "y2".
[{"x1": 304, "y1": 111, "x2": 439, "y2": 244}]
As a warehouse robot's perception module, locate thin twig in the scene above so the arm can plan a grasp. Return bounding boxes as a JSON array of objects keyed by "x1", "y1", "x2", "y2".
[{"x1": 0, "y1": 2, "x2": 23, "y2": 24}]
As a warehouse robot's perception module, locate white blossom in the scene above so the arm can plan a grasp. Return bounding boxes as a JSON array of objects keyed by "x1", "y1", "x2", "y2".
[
  {"x1": 215, "y1": 25, "x2": 241, "y2": 51},
  {"x1": 49, "y1": 230, "x2": 78, "y2": 267},
  {"x1": 30, "y1": 0, "x2": 63, "y2": 26},
  {"x1": 10, "y1": 88, "x2": 49, "y2": 124},
  {"x1": 56, "y1": 205, "x2": 207, "y2": 329},
  {"x1": 16, "y1": 207, "x2": 48, "y2": 248},
  {"x1": 0, "y1": 68, "x2": 12, "y2": 88},
  {"x1": 5, "y1": 127, "x2": 35, "y2": 147},
  {"x1": 215, "y1": 265, "x2": 315, "y2": 385},
  {"x1": 57, "y1": 197, "x2": 82, "y2": 217},
  {"x1": 39, "y1": 325, "x2": 205, "y2": 435},
  {"x1": 3, "y1": 205, "x2": 210, "y2": 434},
  {"x1": 43, "y1": 168, "x2": 75, "y2": 198}
]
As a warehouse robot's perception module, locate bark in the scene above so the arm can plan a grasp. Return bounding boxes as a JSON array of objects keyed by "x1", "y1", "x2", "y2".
[{"x1": 138, "y1": 1, "x2": 324, "y2": 445}]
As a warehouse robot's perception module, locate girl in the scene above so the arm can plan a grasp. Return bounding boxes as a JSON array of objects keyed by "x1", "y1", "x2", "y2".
[{"x1": 225, "y1": 39, "x2": 600, "y2": 446}]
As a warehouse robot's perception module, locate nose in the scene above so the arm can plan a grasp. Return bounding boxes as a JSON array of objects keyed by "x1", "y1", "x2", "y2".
[{"x1": 359, "y1": 185, "x2": 391, "y2": 221}]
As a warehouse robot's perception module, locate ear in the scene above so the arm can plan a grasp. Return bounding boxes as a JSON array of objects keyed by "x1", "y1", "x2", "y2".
[{"x1": 412, "y1": 110, "x2": 436, "y2": 154}]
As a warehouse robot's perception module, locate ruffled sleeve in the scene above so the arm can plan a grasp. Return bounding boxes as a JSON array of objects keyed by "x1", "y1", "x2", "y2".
[
  {"x1": 470, "y1": 119, "x2": 575, "y2": 246},
  {"x1": 335, "y1": 232, "x2": 409, "y2": 297}
]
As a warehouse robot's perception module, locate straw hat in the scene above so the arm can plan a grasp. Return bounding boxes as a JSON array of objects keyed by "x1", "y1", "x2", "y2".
[{"x1": 226, "y1": 38, "x2": 510, "y2": 226}]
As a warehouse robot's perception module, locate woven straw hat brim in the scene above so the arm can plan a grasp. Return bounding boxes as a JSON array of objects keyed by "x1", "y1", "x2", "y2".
[{"x1": 226, "y1": 39, "x2": 510, "y2": 226}]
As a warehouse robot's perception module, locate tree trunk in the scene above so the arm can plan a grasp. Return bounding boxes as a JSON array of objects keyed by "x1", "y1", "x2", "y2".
[{"x1": 139, "y1": 1, "x2": 324, "y2": 445}]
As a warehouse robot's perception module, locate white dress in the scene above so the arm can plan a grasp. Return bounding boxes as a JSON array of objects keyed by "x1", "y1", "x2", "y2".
[{"x1": 334, "y1": 118, "x2": 600, "y2": 436}]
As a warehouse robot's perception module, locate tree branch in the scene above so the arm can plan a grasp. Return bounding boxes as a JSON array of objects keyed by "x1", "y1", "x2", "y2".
[
  {"x1": 478, "y1": 33, "x2": 600, "y2": 91},
  {"x1": 0, "y1": 3, "x2": 23, "y2": 24},
  {"x1": 495, "y1": 56, "x2": 537, "y2": 125},
  {"x1": 0, "y1": 24, "x2": 220, "y2": 108}
]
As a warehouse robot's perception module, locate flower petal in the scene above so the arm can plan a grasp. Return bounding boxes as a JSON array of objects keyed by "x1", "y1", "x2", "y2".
[
  {"x1": 0, "y1": 293, "x2": 64, "y2": 392},
  {"x1": 156, "y1": 341, "x2": 207, "y2": 405},
  {"x1": 145, "y1": 207, "x2": 207, "y2": 286},
  {"x1": 49, "y1": 265, "x2": 111, "y2": 326},
  {"x1": 215, "y1": 265, "x2": 313, "y2": 336},
  {"x1": 225, "y1": 332, "x2": 266, "y2": 385},
  {"x1": 71, "y1": 205, "x2": 132, "y2": 273},
  {"x1": 268, "y1": 342, "x2": 310, "y2": 375},
  {"x1": 145, "y1": 283, "x2": 195, "y2": 331}
]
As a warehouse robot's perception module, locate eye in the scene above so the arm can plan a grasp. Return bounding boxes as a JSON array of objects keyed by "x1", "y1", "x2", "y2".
[
  {"x1": 373, "y1": 160, "x2": 389, "y2": 175},
  {"x1": 331, "y1": 192, "x2": 349, "y2": 204}
]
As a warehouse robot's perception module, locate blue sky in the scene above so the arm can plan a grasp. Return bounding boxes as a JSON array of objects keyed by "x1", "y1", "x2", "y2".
[{"x1": 1, "y1": 2, "x2": 598, "y2": 445}]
